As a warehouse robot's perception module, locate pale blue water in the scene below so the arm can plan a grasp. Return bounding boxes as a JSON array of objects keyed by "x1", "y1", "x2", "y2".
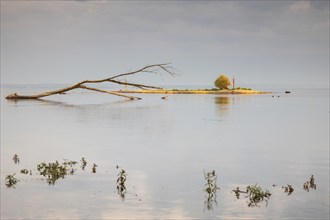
[{"x1": 1, "y1": 85, "x2": 329, "y2": 219}]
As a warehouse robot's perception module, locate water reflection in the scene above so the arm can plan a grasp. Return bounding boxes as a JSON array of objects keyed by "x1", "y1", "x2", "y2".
[
  {"x1": 215, "y1": 96, "x2": 230, "y2": 105},
  {"x1": 204, "y1": 194, "x2": 218, "y2": 212},
  {"x1": 214, "y1": 96, "x2": 231, "y2": 117},
  {"x1": 2, "y1": 86, "x2": 329, "y2": 219},
  {"x1": 5, "y1": 93, "x2": 138, "y2": 108}
]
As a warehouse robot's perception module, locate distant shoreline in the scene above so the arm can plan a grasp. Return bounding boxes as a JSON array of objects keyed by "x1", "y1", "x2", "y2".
[{"x1": 117, "y1": 89, "x2": 272, "y2": 95}]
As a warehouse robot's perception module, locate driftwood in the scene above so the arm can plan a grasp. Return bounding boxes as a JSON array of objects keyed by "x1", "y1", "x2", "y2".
[{"x1": 5, "y1": 63, "x2": 176, "y2": 100}]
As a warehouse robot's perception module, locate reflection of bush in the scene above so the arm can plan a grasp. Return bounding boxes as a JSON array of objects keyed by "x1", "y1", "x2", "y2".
[{"x1": 215, "y1": 96, "x2": 230, "y2": 105}]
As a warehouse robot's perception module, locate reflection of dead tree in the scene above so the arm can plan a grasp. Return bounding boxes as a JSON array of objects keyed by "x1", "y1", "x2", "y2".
[{"x1": 5, "y1": 63, "x2": 176, "y2": 100}]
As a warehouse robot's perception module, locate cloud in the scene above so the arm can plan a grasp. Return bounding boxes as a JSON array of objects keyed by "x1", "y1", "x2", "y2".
[
  {"x1": 1, "y1": 1, "x2": 329, "y2": 86},
  {"x1": 289, "y1": 1, "x2": 311, "y2": 12}
]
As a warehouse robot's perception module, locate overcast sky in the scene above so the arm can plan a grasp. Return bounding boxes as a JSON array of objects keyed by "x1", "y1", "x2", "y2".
[{"x1": 1, "y1": 0, "x2": 329, "y2": 87}]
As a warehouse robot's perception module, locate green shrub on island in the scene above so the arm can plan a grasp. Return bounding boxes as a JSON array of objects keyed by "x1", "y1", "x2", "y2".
[{"x1": 214, "y1": 74, "x2": 231, "y2": 90}]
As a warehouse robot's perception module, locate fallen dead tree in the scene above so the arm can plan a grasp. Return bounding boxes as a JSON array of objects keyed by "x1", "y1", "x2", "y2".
[{"x1": 5, "y1": 63, "x2": 176, "y2": 100}]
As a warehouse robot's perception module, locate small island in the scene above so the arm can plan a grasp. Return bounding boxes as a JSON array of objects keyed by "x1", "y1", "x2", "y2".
[
  {"x1": 117, "y1": 74, "x2": 271, "y2": 95},
  {"x1": 117, "y1": 88, "x2": 270, "y2": 95}
]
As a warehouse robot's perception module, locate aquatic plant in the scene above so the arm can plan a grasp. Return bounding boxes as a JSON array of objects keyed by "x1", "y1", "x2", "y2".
[
  {"x1": 20, "y1": 169, "x2": 29, "y2": 174},
  {"x1": 63, "y1": 160, "x2": 78, "y2": 175},
  {"x1": 246, "y1": 185, "x2": 271, "y2": 207},
  {"x1": 13, "y1": 154, "x2": 20, "y2": 164},
  {"x1": 92, "y1": 163, "x2": 97, "y2": 173},
  {"x1": 117, "y1": 169, "x2": 127, "y2": 200},
  {"x1": 232, "y1": 184, "x2": 271, "y2": 207},
  {"x1": 203, "y1": 170, "x2": 220, "y2": 211},
  {"x1": 63, "y1": 160, "x2": 78, "y2": 167},
  {"x1": 37, "y1": 160, "x2": 78, "y2": 185},
  {"x1": 81, "y1": 157, "x2": 87, "y2": 170},
  {"x1": 303, "y1": 175, "x2": 316, "y2": 192},
  {"x1": 37, "y1": 161, "x2": 67, "y2": 185},
  {"x1": 282, "y1": 184, "x2": 294, "y2": 195},
  {"x1": 5, "y1": 174, "x2": 18, "y2": 188},
  {"x1": 232, "y1": 187, "x2": 242, "y2": 199},
  {"x1": 204, "y1": 170, "x2": 220, "y2": 194}
]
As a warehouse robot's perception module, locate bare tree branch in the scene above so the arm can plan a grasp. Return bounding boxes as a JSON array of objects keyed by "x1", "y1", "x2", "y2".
[
  {"x1": 5, "y1": 63, "x2": 175, "y2": 100},
  {"x1": 109, "y1": 63, "x2": 176, "y2": 80}
]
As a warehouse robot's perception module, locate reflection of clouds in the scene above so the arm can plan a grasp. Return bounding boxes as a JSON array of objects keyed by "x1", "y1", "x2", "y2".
[
  {"x1": 215, "y1": 189, "x2": 269, "y2": 219},
  {"x1": 99, "y1": 170, "x2": 192, "y2": 219},
  {"x1": 99, "y1": 199, "x2": 190, "y2": 219}
]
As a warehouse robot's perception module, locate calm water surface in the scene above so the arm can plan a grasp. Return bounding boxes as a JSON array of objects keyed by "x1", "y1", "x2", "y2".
[{"x1": 1, "y1": 85, "x2": 329, "y2": 219}]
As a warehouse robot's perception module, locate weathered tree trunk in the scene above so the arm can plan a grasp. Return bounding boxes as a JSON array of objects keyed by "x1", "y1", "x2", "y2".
[{"x1": 5, "y1": 63, "x2": 175, "y2": 100}]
